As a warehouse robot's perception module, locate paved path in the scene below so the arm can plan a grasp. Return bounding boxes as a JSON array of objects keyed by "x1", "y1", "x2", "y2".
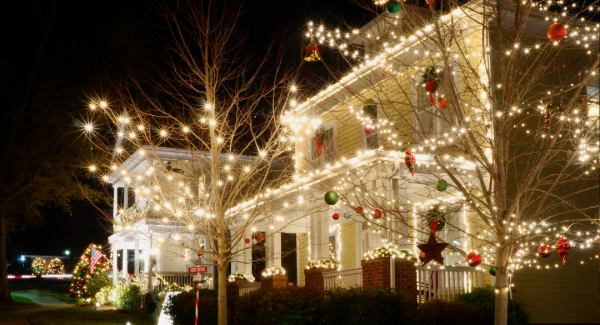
[{"x1": 0, "y1": 291, "x2": 72, "y2": 325}]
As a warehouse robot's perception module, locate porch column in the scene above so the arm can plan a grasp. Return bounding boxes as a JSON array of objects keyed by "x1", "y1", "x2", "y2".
[
  {"x1": 239, "y1": 231, "x2": 251, "y2": 275},
  {"x1": 393, "y1": 184, "x2": 410, "y2": 248},
  {"x1": 272, "y1": 231, "x2": 281, "y2": 268},
  {"x1": 134, "y1": 240, "x2": 140, "y2": 275},
  {"x1": 113, "y1": 185, "x2": 119, "y2": 219},
  {"x1": 310, "y1": 210, "x2": 329, "y2": 260},
  {"x1": 122, "y1": 243, "x2": 128, "y2": 280},
  {"x1": 123, "y1": 183, "x2": 129, "y2": 210},
  {"x1": 112, "y1": 246, "x2": 118, "y2": 285}
]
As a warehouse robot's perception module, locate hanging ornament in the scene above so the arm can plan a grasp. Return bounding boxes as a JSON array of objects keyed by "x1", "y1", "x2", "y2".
[
  {"x1": 425, "y1": 0, "x2": 434, "y2": 10},
  {"x1": 422, "y1": 67, "x2": 441, "y2": 107},
  {"x1": 429, "y1": 220, "x2": 439, "y2": 236},
  {"x1": 332, "y1": 213, "x2": 340, "y2": 220},
  {"x1": 258, "y1": 235, "x2": 265, "y2": 241},
  {"x1": 426, "y1": 204, "x2": 446, "y2": 231},
  {"x1": 555, "y1": 237, "x2": 570, "y2": 265},
  {"x1": 304, "y1": 36, "x2": 321, "y2": 62},
  {"x1": 550, "y1": 101, "x2": 564, "y2": 112},
  {"x1": 245, "y1": 238, "x2": 251, "y2": 244},
  {"x1": 435, "y1": 179, "x2": 448, "y2": 191},
  {"x1": 466, "y1": 251, "x2": 482, "y2": 267},
  {"x1": 324, "y1": 190, "x2": 339, "y2": 205},
  {"x1": 437, "y1": 97, "x2": 448, "y2": 109},
  {"x1": 374, "y1": 209, "x2": 383, "y2": 219},
  {"x1": 547, "y1": 23, "x2": 566, "y2": 42},
  {"x1": 356, "y1": 206, "x2": 363, "y2": 213},
  {"x1": 537, "y1": 244, "x2": 551, "y2": 258},
  {"x1": 417, "y1": 233, "x2": 448, "y2": 266},
  {"x1": 543, "y1": 103, "x2": 552, "y2": 133},
  {"x1": 384, "y1": 1, "x2": 401, "y2": 14},
  {"x1": 419, "y1": 252, "x2": 426, "y2": 264},
  {"x1": 197, "y1": 252, "x2": 203, "y2": 259},
  {"x1": 488, "y1": 266, "x2": 496, "y2": 276},
  {"x1": 404, "y1": 149, "x2": 416, "y2": 176}
]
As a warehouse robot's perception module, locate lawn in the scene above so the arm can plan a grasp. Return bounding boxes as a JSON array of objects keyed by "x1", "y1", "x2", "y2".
[
  {"x1": 29, "y1": 307, "x2": 155, "y2": 325},
  {"x1": 0, "y1": 294, "x2": 40, "y2": 311},
  {"x1": 28, "y1": 288, "x2": 78, "y2": 304}
]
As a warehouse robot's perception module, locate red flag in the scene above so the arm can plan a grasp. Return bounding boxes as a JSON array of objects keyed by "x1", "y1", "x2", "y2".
[{"x1": 89, "y1": 246, "x2": 103, "y2": 274}]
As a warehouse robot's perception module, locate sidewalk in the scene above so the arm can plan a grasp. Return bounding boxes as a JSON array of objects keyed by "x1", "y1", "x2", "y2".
[{"x1": 0, "y1": 291, "x2": 72, "y2": 325}]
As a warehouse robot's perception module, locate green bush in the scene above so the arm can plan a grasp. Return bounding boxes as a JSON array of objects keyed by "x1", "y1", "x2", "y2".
[
  {"x1": 86, "y1": 270, "x2": 111, "y2": 298},
  {"x1": 165, "y1": 290, "x2": 237, "y2": 325},
  {"x1": 143, "y1": 291, "x2": 158, "y2": 315},
  {"x1": 112, "y1": 282, "x2": 142, "y2": 310},
  {"x1": 455, "y1": 286, "x2": 529, "y2": 325},
  {"x1": 418, "y1": 300, "x2": 483, "y2": 325}
]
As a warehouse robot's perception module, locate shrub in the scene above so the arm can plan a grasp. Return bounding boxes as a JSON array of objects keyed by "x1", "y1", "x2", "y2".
[
  {"x1": 418, "y1": 300, "x2": 483, "y2": 325},
  {"x1": 86, "y1": 270, "x2": 111, "y2": 298},
  {"x1": 165, "y1": 290, "x2": 236, "y2": 325},
  {"x1": 95, "y1": 286, "x2": 112, "y2": 305},
  {"x1": 455, "y1": 286, "x2": 529, "y2": 325},
  {"x1": 110, "y1": 281, "x2": 142, "y2": 310},
  {"x1": 143, "y1": 291, "x2": 159, "y2": 315}
]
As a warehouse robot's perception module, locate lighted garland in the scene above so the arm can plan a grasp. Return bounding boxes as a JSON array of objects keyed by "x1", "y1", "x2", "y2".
[
  {"x1": 363, "y1": 246, "x2": 415, "y2": 260},
  {"x1": 228, "y1": 273, "x2": 255, "y2": 282},
  {"x1": 307, "y1": 240, "x2": 340, "y2": 269},
  {"x1": 31, "y1": 257, "x2": 46, "y2": 276},
  {"x1": 70, "y1": 244, "x2": 111, "y2": 298},
  {"x1": 261, "y1": 267, "x2": 286, "y2": 277},
  {"x1": 46, "y1": 258, "x2": 65, "y2": 275}
]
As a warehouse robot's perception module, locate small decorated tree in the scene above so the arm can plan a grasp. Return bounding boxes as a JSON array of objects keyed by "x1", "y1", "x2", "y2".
[
  {"x1": 46, "y1": 258, "x2": 65, "y2": 275},
  {"x1": 70, "y1": 244, "x2": 111, "y2": 299},
  {"x1": 31, "y1": 257, "x2": 46, "y2": 276}
]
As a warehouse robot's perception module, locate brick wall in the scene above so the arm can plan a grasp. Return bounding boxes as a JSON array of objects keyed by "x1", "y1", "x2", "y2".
[
  {"x1": 304, "y1": 268, "x2": 334, "y2": 292},
  {"x1": 361, "y1": 257, "x2": 417, "y2": 300},
  {"x1": 261, "y1": 274, "x2": 288, "y2": 289},
  {"x1": 226, "y1": 280, "x2": 248, "y2": 296}
]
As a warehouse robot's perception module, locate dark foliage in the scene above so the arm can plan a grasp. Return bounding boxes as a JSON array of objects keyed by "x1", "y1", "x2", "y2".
[
  {"x1": 417, "y1": 300, "x2": 483, "y2": 325},
  {"x1": 455, "y1": 286, "x2": 529, "y2": 325}
]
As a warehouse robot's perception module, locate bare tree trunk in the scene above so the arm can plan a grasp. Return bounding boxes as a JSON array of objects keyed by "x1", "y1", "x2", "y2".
[
  {"x1": 0, "y1": 207, "x2": 11, "y2": 301},
  {"x1": 494, "y1": 244, "x2": 510, "y2": 325},
  {"x1": 217, "y1": 262, "x2": 228, "y2": 325}
]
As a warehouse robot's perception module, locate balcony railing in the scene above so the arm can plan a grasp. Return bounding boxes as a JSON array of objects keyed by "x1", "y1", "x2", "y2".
[
  {"x1": 153, "y1": 272, "x2": 213, "y2": 290},
  {"x1": 416, "y1": 265, "x2": 485, "y2": 302},
  {"x1": 238, "y1": 282, "x2": 261, "y2": 296},
  {"x1": 323, "y1": 268, "x2": 363, "y2": 290}
]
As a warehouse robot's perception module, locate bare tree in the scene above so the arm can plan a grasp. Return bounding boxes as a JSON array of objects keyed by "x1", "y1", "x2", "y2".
[
  {"x1": 287, "y1": 1, "x2": 599, "y2": 324},
  {"x1": 80, "y1": 1, "x2": 308, "y2": 323}
]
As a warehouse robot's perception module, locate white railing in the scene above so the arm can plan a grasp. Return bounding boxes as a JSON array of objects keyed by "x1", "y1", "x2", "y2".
[
  {"x1": 323, "y1": 268, "x2": 363, "y2": 290},
  {"x1": 416, "y1": 265, "x2": 485, "y2": 303},
  {"x1": 238, "y1": 282, "x2": 261, "y2": 296},
  {"x1": 154, "y1": 272, "x2": 212, "y2": 290}
]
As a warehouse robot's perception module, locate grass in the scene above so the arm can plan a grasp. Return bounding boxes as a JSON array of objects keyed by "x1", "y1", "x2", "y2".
[
  {"x1": 29, "y1": 307, "x2": 155, "y2": 325},
  {"x1": 0, "y1": 294, "x2": 40, "y2": 311},
  {"x1": 27, "y1": 288, "x2": 78, "y2": 304}
]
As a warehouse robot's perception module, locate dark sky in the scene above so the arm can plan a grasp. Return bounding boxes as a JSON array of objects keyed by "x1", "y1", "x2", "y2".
[{"x1": 1, "y1": 0, "x2": 368, "y2": 263}]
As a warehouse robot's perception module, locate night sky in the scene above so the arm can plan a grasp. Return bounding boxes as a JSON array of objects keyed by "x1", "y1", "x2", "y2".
[{"x1": 1, "y1": 0, "x2": 369, "y2": 269}]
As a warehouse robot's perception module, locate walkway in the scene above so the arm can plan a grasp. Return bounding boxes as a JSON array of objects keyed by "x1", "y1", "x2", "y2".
[{"x1": 0, "y1": 291, "x2": 72, "y2": 325}]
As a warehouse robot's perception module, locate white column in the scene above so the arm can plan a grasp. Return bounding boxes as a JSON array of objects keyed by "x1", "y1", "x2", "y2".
[
  {"x1": 134, "y1": 240, "x2": 140, "y2": 275},
  {"x1": 113, "y1": 185, "x2": 119, "y2": 219},
  {"x1": 273, "y1": 232, "x2": 282, "y2": 268},
  {"x1": 123, "y1": 183, "x2": 129, "y2": 210},
  {"x1": 122, "y1": 244, "x2": 129, "y2": 280},
  {"x1": 242, "y1": 231, "x2": 251, "y2": 274},
  {"x1": 112, "y1": 246, "x2": 118, "y2": 285},
  {"x1": 310, "y1": 210, "x2": 329, "y2": 260}
]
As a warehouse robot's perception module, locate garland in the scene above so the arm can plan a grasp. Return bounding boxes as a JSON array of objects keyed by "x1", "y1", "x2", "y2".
[
  {"x1": 261, "y1": 267, "x2": 286, "y2": 277},
  {"x1": 228, "y1": 273, "x2": 255, "y2": 282},
  {"x1": 363, "y1": 246, "x2": 415, "y2": 260}
]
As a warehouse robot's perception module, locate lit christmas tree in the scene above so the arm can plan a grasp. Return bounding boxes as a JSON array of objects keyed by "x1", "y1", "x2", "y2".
[
  {"x1": 70, "y1": 244, "x2": 111, "y2": 298},
  {"x1": 46, "y1": 258, "x2": 65, "y2": 275},
  {"x1": 31, "y1": 257, "x2": 46, "y2": 276}
]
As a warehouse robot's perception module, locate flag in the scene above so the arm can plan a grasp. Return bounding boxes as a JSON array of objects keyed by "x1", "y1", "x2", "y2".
[{"x1": 90, "y1": 246, "x2": 103, "y2": 274}]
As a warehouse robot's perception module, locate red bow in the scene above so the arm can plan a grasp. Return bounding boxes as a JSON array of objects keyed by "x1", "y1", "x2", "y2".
[
  {"x1": 426, "y1": 80, "x2": 435, "y2": 106},
  {"x1": 305, "y1": 45, "x2": 317, "y2": 53},
  {"x1": 316, "y1": 137, "x2": 322, "y2": 156}
]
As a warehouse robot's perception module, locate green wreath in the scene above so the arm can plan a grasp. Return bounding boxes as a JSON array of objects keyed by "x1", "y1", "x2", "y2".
[
  {"x1": 426, "y1": 204, "x2": 447, "y2": 231},
  {"x1": 421, "y1": 67, "x2": 443, "y2": 93}
]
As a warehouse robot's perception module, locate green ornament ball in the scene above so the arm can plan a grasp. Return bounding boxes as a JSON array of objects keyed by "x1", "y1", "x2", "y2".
[
  {"x1": 324, "y1": 190, "x2": 339, "y2": 205},
  {"x1": 435, "y1": 179, "x2": 448, "y2": 191},
  {"x1": 385, "y1": 1, "x2": 401, "y2": 14},
  {"x1": 489, "y1": 267, "x2": 496, "y2": 276}
]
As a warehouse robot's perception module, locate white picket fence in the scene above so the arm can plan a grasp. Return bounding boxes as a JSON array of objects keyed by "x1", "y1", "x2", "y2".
[
  {"x1": 238, "y1": 282, "x2": 261, "y2": 296},
  {"x1": 416, "y1": 265, "x2": 485, "y2": 302},
  {"x1": 323, "y1": 268, "x2": 363, "y2": 290}
]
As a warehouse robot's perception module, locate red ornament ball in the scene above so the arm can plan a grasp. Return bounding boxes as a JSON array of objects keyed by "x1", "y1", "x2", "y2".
[
  {"x1": 537, "y1": 245, "x2": 551, "y2": 258},
  {"x1": 547, "y1": 23, "x2": 566, "y2": 42},
  {"x1": 374, "y1": 209, "x2": 382, "y2": 218},
  {"x1": 332, "y1": 213, "x2": 340, "y2": 220},
  {"x1": 356, "y1": 206, "x2": 363, "y2": 213},
  {"x1": 466, "y1": 251, "x2": 482, "y2": 267},
  {"x1": 245, "y1": 238, "x2": 250, "y2": 244},
  {"x1": 197, "y1": 252, "x2": 202, "y2": 259},
  {"x1": 258, "y1": 235, "x2": 264, "y2": 241}
]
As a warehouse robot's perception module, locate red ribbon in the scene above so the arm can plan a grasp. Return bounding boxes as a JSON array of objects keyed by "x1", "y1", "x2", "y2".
[
  {"x1": 426, "y1": 80, "x2": 435, "y2": 106},
  {"x1": 364, "y1": 126, "x2": 370, "y2": 135},
  {"x1": 305, "y1": 45, "x2": 317, "y2": 53},
  {"x1": 430, "y1": 221, "x2": 439, "y2": 236},
  {"x1": 316, "y1": 137, "x2": 322, "y2": 156}
]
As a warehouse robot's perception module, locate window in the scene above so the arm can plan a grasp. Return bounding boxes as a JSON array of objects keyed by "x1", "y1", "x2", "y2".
[
  {"x1": 416, "y1": 68, "x2": 453, "y2": 138},
  {"x1": 362, "y1": 105, "x2": 380, "y2": 149},
  {"x1": 312, "y1": 124, "x2": 336, "y2": 163}
]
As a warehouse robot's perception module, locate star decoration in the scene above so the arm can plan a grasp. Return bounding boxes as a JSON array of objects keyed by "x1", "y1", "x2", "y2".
[{"x1": 417, "y1": 233, "x2": 448, "y2": 266}]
